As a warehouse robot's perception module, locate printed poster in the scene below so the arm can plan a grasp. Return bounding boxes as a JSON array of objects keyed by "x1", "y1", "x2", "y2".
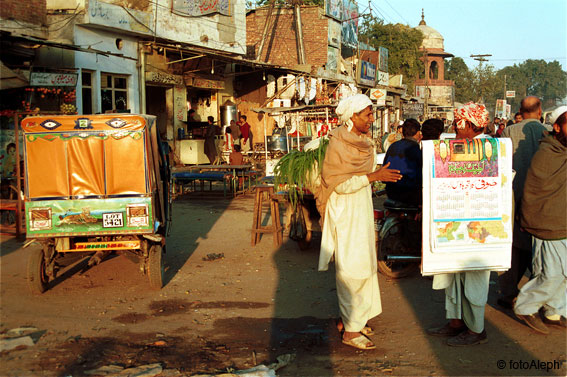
[{"x1": 422, "y1": 138, "x2": 513, "y2": 275}]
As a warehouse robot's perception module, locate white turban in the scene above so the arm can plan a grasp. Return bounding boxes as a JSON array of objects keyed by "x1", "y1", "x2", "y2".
[{"x1": 336, "y1": 94, "x2": 373, "y2": 131}]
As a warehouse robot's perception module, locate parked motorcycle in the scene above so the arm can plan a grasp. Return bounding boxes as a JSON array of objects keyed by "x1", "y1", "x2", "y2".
[{"x1": 374, "y1": 191, "x2": 422, "y2": 279}]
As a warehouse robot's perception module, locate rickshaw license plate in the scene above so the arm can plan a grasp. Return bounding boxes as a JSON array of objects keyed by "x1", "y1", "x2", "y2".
[{"x1": 103, "y1": 212, "x2": 124, "y2": 228}]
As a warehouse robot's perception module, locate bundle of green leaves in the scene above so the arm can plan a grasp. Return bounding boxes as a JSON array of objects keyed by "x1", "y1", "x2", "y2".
[{"x1": 273, "y1": 138, "x2": 329, "y2": 208}]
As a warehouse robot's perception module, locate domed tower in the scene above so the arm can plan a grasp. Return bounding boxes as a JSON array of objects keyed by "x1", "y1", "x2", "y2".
[{"x1": 414, "y1": 10, "x2": 455, "y2": 119}]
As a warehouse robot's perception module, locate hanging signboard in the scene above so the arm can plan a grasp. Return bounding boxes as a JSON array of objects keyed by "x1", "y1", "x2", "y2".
[
  {"x1": 172, "y1": 0, "x2": 231, "y2": 17},
  {"x1": 325, "y1": 0, "x2": 342, "y2": 21},
  {"x1": 357, "y1": 60, "x2": 376, "y2": 87},
  {"x1": 30, "y1": 72, "x2": 78, "y2": 87},
  {"x1": 377, "y1": 71, "x2": 389, "y2": 86},
  {"x1": 370, "y1": 88, "x2": 386, "y2": 106},
  {"x1": 327, "y1": 20, "x2": 341, "y2": 47},
  {"x1": 402, "y1": 102, "x2": 424, "y2": 119},
  {"x1": 505, "y1": 90, "x2": 515, "y2": 98},
  {"x1": 495, "y1": 99, "x2": 506, "y2": 119},
  {"x1": 191, "y1": 77, "x2": 225, "y2": 90},
  {"x1": 341, "y1": 0, "x2": 359, "y2": 48},
  {"x1": 378, "y1": 47, "x2": 388, "y2": 72},
  {"x1": 421, "y1": 138, "x2": 513, "y2": 275}
]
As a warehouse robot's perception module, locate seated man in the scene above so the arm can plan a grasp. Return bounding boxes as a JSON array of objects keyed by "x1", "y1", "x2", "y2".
[{"x1": 383, "y1": 118, "x2": 422, "y2": 205}]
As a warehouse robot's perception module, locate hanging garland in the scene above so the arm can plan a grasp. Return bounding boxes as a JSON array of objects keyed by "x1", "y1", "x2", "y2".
[{"x1": 26, "y1": 131, "x2": 143, "y2": 142}]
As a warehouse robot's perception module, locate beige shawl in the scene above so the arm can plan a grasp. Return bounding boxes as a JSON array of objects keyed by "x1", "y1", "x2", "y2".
[{"x1": 315, "y1": 124, "x2": 375, "y2": 219}]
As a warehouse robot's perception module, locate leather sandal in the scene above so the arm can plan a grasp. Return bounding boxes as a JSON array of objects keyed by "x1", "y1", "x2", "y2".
[
  {"x1": 342, "y1": 334, "x2": 376, "y2": 350},
  {"x1": 336, "y1": 319, "x2": 374, "y2": 336}
]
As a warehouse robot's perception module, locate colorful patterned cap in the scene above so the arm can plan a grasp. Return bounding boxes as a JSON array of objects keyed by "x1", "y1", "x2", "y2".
[{"x1": 454, "y1": 102, "x2": 490, "y2": 130}]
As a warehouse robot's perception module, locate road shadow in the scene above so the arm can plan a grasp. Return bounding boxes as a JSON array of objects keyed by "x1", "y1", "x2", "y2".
[
  {"x1": 392, "y1": 271, "x2": 566, "y2": 375},
  {"x1": 0, "y1": 235, "x2": 24, "y2": 257},
  {"x1": 164, "y1": 190, "x2": 235, "y2": 287}
]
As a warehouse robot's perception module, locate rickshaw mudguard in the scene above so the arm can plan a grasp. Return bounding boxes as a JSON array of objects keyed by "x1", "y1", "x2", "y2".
[{"x1": 25, "y1": 196, "x2": 154, "y2": 238}]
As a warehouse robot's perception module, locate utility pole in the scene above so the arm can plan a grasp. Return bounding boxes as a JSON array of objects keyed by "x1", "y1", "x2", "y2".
[
  {"x1": 470, "y1": 54, "x2": 491, "y2": 104},
  {"x1": 256, "y1": 0, "x2": 277, "y2": 62},
  {"x1": 291, "y1": 0, "x2": 306, "y2": 65}
]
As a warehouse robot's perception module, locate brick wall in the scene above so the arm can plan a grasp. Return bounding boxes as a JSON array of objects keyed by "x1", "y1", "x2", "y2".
[
  {"x1": 0, "y1": 0, "x2": 46, "y2": 26},
  {"x1": 247, "y1": 6, "x2": 329, "y2": 68}
]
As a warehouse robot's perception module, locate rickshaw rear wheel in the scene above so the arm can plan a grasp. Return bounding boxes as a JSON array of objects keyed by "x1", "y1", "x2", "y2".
[
  {"x1": 148, "y1": 244, "x2": 164, "y2": 289},
  {"x1": 27, "y1": 247, "x2": 50, "y2": 294}
]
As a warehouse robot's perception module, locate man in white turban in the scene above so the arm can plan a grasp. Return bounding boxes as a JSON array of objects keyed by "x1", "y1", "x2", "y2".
[
  {"x1": 427, "y1": 102, "x2": 494, "y2": 346},
  {"x1": 315, "y1": 94, "x2": 402, "y2": 350}
]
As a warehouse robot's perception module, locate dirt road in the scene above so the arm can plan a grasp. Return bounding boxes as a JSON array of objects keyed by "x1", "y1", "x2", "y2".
[{"x1": 1, "y1": 194, "x2": 565, "y2": 376}]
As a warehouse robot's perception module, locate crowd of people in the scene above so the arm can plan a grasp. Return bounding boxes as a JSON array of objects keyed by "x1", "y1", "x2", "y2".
[
  {"x1": 202, "y1": 114, "x2": 252, "y2": 164},
  {"x1": 316, "y1": 93, "x2": 565, "y2": 350}
]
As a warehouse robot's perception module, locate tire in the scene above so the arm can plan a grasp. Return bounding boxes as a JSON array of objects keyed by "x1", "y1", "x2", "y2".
[
  {"x1": 377, "y1": 221, "x2": 419, "y2": 279},
  {"x1": 148, "y1": 244, "x2": 164, "y2": 289},
  {"x1": 27, "y1": 247, "x2": 50, "y2": 294}
]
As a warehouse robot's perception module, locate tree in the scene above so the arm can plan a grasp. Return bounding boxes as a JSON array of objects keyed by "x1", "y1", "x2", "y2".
[
  {"x1": 500, "y1": 60, "x2": 567, "y2": 110},
  {"x1": 445, "y1": 57, "x2": 475, "y2": 104},
  {"x1": 359, "y1": 19, "x2": 424, "y2": 93}
]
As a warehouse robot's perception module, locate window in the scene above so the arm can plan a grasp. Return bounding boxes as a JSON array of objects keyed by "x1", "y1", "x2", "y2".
[
  {"x1": 101, "y1": 73, "x2": 128, "y2": 113},
  {"x1": 81, "y1": 70, "x2": 93, "y2": 115}
]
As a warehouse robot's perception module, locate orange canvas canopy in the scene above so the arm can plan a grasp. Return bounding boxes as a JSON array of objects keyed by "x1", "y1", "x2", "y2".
[{"x1": 22, "y1": 115, "x2": 154, "y2": 198}]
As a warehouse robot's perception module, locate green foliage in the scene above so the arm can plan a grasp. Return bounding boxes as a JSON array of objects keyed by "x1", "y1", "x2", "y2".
[
  {"x1": 446, "y1": 57, "x2": 475, "y2": 103},
  {"x1": 273, "y1": 138, "x2": 328, "y2": 208},
  {"x1": 446, "y1": 57, "x2": 567, "y2": 114},
  {"x1": 500, "y1": 60, "x2": 567, "y2": 110},
  {"x1": 359, "y1": 19, "x2": 424, "y2": 93}
]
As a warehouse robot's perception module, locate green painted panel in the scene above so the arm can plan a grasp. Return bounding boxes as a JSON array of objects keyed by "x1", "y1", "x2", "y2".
[{"x1": 25, "y1": 197, "x2": 154, "y2": 237}]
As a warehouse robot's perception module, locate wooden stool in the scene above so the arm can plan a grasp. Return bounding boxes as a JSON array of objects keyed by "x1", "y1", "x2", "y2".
[{"x1": 251, "y1": 185, "x2": 283, "y2": 246}]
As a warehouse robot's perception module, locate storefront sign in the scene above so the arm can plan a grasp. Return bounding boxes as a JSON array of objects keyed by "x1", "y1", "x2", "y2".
[
  {"x1": 505, "y1": 90, "x2": 515, "y2": 98},
  {"x1": 402, "y1": 102, "x2": 424, "y2": 119},
  {"x1": 370, "y1": 88, "x2": 386, "y2": 106},
  {"x1": 172, "y1": 0, "x2": 231, "y2": 17},
  {"x1": 30, "y1": 72, "x2": 77, "y2": 87},
  {"x1": 358, "y1": 60, "x2": 376, "y2": 87},
  {"x1": 145, "y1": 71, "x2": 183, "y2": 86},
  {"x1": 191, "y1": 77, "x2": 225, "y2": 90},
  {"x1": 377, "y1": 71, "x2": 389, "y2": 86}
]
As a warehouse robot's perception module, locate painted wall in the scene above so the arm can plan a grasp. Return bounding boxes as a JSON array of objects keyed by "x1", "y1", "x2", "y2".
[
  {"x1": 84, "y1": 0, "x2": 246, "y2": 55},
  {"x1": 73, "y1": 26, "x2": 140, "y2": 114}
]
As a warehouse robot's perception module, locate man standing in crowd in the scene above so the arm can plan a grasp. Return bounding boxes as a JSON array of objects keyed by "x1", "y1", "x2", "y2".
[
  {"x1": 486, "y1": 116, "x2": 499, "y2": 137},
  {"x1": 204, "y1": 116, "x2": 218, "y2": 164},
  {"x1": 498, "y1": 96, "x2": 548, "y2": 309},
  {"x1": 427, "y1": 102, "x2": 492, "y2": 346},
  {"x1": 514, "y1": 112, "x2": 523, "y2": 124},
  {"x1": 514, "y1": 106, "x2": 567, "y2": 333},
  {"x1": 239, "y1": 115, "x2": 251, "y2": 152},
  {"x1": 229, "y1": 119, "x2": 241, "y2": 146},
  {"x1": 383, "y1": 118, "x2": 422, "y2": 205},
  {"x1": 316, "y1": 94, "x2": 402, "y2": 350}
]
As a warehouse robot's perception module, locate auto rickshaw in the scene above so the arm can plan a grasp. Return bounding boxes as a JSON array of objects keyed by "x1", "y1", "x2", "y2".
[{"x1": 22, "y1": 114, "x2": 171, "y2": 293}]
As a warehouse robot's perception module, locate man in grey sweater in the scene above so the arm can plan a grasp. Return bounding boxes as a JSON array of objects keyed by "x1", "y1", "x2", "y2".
[
  {"x1": 514, "y1": 106, "x2": 567, "y2": 333},
  {"x1": 497, "y1": 96, "x2": 548, "y2": 309}
]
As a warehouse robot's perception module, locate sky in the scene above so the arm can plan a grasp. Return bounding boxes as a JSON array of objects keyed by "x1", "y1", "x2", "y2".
[{"x1": 355, "y1": 0, "x2": 567, "y2": 71}]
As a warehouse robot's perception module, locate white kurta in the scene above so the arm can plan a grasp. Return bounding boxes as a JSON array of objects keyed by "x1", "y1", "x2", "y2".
[{"x1": 319, "y1": 164, "x2": 381, "y2": 332}]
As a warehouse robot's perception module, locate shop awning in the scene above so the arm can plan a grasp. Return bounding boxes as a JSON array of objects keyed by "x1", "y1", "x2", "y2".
[
  {"x1": 250, "y1": 103, "x2": 337, "y2": 114},
  {"x1": 0, "y1": 61, "x2": 29, "y2": 90}
]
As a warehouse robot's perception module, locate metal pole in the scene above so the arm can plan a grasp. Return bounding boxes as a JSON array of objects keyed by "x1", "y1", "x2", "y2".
[
  {"x1": 13, "y1": 113, "x2": 22, "y2": 237},
  {"x1": 294, "y1": 4, "x2": 306, "y2": 65}
]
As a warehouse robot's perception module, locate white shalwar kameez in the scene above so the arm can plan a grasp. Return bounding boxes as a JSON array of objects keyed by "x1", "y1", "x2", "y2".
[{"x1": 319, "y1": 170, "x2": 382, "y2": 333}]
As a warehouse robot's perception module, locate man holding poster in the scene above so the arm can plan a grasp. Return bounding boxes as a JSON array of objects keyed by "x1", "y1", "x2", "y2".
[{"x1": 426, "y1": 102, "x2": 494, "y2": 346}]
